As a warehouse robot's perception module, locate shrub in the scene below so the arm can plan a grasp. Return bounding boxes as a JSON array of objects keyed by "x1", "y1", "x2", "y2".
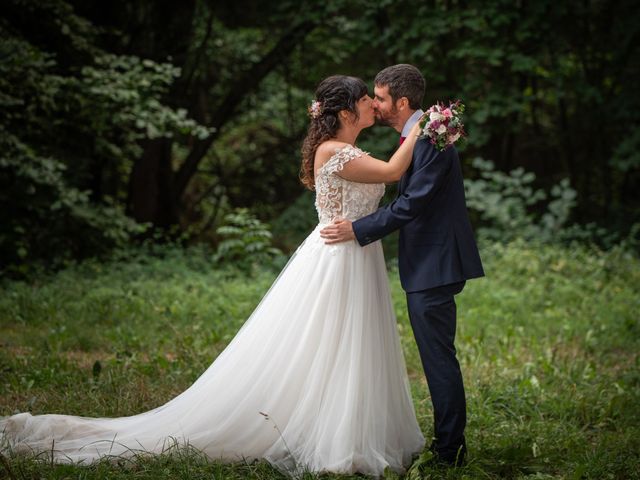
[
  {"x1": 214, "y1": 209, "x2": 284, "y2": 273},
  {"x1": 465, "y1": 157, "x2": 577, "y2": 243}
]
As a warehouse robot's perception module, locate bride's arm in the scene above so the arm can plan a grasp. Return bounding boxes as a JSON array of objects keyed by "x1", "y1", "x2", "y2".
[{"x1": 336, "y1": 119, "x2": 423, "y2": 183}]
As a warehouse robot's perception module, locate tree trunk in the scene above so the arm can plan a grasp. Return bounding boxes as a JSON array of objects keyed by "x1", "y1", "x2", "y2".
[{"x1": 128, "y1": 138, "x2": 177, "y2": 227}]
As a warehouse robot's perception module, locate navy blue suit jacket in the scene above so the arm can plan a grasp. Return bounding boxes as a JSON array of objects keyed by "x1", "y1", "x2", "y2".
[{"x1": 353, "y1": 138, "x2": 484, "y2": 293}]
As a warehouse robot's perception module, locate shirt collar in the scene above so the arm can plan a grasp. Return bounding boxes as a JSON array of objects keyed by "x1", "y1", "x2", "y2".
[{"x1": 401, "y1": 109, "x2": 424, "y2": 138}]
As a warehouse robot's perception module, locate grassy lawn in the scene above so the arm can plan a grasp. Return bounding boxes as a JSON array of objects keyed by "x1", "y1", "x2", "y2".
[{"x1": 1, "y1": 242, "x2": 639, "y2": 479}]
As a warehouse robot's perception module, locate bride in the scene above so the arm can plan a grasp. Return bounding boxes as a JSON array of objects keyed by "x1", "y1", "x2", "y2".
[{"x1": 1, "y1": 75, "x2": 426, "y2": 477}]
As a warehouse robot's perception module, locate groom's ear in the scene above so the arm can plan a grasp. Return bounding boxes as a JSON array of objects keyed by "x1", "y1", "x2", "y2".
[{"x1": 396, "y1": 97, "x2": 409, "y2": 111}]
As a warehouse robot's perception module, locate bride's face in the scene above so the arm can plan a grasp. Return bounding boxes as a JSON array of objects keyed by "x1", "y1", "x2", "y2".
[{"x1": 355, "y1": 95, "x2": 375, "y2": 128}]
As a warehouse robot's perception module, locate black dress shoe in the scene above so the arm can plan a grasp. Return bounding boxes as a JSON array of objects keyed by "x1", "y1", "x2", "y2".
[
  {"x1": 428, "y1": 441, "x2": 466, "y2": 467},
  {"x1": 429, "y1": 452, "x2": 466, "y2": 468}
]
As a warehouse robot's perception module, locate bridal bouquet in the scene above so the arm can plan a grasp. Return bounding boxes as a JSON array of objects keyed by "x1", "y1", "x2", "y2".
[{"x1": 419, "y1": 100, "x2": 466, "y2": 151}]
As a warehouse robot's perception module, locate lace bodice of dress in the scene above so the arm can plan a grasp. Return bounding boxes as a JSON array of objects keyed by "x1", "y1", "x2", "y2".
[{"x1": 315, "y1": 145, "x2": 385, "y2": 224}]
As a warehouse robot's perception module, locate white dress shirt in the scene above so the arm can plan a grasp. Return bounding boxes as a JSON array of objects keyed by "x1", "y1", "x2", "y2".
[{"x1": 400, "y1": 109, "x2": 424, "y2": 138}]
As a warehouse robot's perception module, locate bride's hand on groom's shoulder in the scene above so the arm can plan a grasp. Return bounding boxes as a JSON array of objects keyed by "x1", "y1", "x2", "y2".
[{"x1": 320, "y1": 218, "x2": 355, "y2": 244}]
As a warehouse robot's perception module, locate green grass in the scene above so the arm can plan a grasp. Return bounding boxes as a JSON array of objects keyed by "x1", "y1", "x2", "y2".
[{"x1": 1, "y1": 242, "x2": 639, "y2": 479}]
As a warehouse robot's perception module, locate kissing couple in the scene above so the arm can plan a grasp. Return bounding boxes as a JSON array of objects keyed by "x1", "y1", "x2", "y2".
[{"x1": 1, "y1": 64, "x2": 484, "y2": 477}]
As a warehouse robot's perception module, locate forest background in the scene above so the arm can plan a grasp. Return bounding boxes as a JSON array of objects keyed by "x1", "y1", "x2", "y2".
[{"x1": 1, "y1": 0, "x2": 639, "y2": 273}]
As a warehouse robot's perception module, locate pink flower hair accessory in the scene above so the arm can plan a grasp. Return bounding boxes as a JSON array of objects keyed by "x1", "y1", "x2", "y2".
[{"x1": 308, "y1": 100, "x2": 323, "y2": 119}]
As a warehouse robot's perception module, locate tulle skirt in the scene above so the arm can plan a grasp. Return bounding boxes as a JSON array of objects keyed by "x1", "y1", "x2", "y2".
[{"x1": 1, "y1": 225, "x2": 425, "y2": 476}]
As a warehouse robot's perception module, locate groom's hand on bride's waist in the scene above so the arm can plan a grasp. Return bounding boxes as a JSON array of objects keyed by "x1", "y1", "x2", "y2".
[{"x1": 320, "y1": 219, "x2": 355, "y2": 244}]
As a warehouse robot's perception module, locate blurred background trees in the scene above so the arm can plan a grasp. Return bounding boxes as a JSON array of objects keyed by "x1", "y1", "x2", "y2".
[{"x1": 2, "y1": 0, "x2": 639, "y2": 276}]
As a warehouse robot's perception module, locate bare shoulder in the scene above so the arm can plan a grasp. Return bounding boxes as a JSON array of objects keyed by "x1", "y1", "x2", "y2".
[
  {"x1": 317, "y1": 140, "x2": 350, "y2": 157},
  {"x1": 314, "y1": 141, "x2": 350, "y2": 169}
]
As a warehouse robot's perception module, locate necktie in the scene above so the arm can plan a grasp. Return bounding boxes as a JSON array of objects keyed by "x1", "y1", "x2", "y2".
[{"x1": 399, "y1": 136, "x2": 406, "y2": 145}]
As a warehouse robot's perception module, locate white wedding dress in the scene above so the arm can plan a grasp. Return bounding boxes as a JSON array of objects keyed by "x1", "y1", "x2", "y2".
[{"x1": 0, "y1": 145, "x2": 425, "y2": 476}]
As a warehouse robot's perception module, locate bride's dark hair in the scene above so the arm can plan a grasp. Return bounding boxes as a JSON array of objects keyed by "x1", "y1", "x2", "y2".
[{"x1": 300, "y1": 75, "x2": 368, "y2": 190}]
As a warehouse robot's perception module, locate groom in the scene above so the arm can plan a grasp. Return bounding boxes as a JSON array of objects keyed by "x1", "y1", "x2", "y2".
[{"x1": 320, "y1": 64, "x2": 484, "y2": 466}]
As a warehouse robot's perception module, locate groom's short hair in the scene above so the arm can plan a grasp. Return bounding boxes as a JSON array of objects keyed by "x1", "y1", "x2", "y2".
[{"x1": 374, "y1": 64, "x2": 425, "y2": 110}]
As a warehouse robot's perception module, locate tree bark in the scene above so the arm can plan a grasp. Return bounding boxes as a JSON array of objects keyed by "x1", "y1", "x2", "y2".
[{"x1": 128, "y1": 137, "x2": 177, "y2": 226}]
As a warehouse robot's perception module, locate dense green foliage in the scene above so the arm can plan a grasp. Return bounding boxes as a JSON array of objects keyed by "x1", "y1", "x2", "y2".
[
  {"x1": 464, "y1": 158, "x2": 577, "y2": 243},
  {"x1": 1, "y1": 0, "x2": 638, "y2": 275},
  {"x1": 0, "y1": 243, "x2": 638, "y2": 478},
  {"x1": 0, "y1": 2, "x2": 209, "y2": 273}
]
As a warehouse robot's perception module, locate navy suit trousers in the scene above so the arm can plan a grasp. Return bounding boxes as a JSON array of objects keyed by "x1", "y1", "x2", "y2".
[{"x1": 406, "y1": 281, "x2": 467, "y2": 462}]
